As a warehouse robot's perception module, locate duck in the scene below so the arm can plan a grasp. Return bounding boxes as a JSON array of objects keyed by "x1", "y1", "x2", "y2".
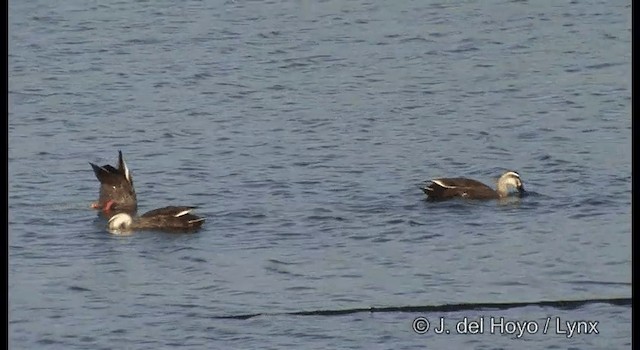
[
  {"x1": 89, "y1": 151, "x2": 137, "y2": 214},
  {"x1": 107, "y1": 206, "x2": 205, "y2": 234},
  {"x1": 421, "y1": 171, "x2": 525, "y2": 200}
]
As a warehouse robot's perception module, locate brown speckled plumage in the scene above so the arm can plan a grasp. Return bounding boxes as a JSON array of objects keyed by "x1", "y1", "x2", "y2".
[{"x1": 89, "y1": 151, "x2": 137, "y2": 214}]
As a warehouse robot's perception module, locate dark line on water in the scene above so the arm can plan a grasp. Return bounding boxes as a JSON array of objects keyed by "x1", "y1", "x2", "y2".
[{"x1": 213, "y1": 297, "x2": 631, "y2": 320}]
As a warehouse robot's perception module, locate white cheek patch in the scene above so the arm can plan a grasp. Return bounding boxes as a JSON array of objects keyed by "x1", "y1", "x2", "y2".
[{"x1": 108, "y1": 213, "x2": 133, "y2": 229}]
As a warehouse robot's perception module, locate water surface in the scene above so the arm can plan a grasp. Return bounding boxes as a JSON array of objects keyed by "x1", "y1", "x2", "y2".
[{"x1": 9, "y1": 0, "x2": 631, "y2": 348}]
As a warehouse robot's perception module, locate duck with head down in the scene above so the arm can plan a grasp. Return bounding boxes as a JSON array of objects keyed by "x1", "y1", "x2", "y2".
[
  {"x1": 421, "y1": 170, "x2": 526, "y2": 200},
  {"x1": 89, "y1": 151, "x2": 137, "y2": 217}
]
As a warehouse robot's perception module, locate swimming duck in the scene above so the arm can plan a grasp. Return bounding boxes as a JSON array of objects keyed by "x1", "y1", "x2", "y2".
[
  {"x1": 89, "y1": 151, "x2": 137, "y2": 214},
  {"x1": 107, "y1": 206, "x2": 205, "y2": 234},
  {"x1": 421, "y1": 171, "x2": 525, "y2": 200}
]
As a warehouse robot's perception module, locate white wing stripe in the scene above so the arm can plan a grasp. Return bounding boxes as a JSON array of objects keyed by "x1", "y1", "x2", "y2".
[
  {"x1": 432, "y1": 179, "x2": 457, "y2": 189},
  {"x1": 123, "y1": 161, "x2": 131, "y2": 182},
  {"x1": 174, "y1": 209, "x2": 193, "y2": 217}
]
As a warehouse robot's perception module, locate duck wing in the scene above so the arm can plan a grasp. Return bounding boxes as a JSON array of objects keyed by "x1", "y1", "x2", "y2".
[
  {"x1": 89, "y1": 163, "x2": 126, "y2": 185},
  {"x1": 422, "y1": 177, "x2": 496, "y2": 200},
  {"x1": 138, "y1": 206, "x2": 205, "y2": 231},
  {"x1": 116, "y1": 151, "x2": 131, "y2": 181},
  {"x1": 429, "y1": 177, "x2": 492, "y2": 190},
  {"x1": 141, "y1": 206, "x2": 198, "y2": 218},
  {"x1": 89, "y1": 151, "x2": 134, "y2": 186}
]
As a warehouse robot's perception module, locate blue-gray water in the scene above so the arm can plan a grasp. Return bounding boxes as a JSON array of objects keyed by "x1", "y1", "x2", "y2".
[{"x1": 9, "y1": 0, "x2": 631, "y2": 348}]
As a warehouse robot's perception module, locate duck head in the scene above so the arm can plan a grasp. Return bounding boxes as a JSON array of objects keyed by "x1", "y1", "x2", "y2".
[
  {"x1": 107, "y1": 213, "x2": 134, "y2": 234},
  {"x1": 496, "y1": 171, "x2": 525, "y2": 197}
]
